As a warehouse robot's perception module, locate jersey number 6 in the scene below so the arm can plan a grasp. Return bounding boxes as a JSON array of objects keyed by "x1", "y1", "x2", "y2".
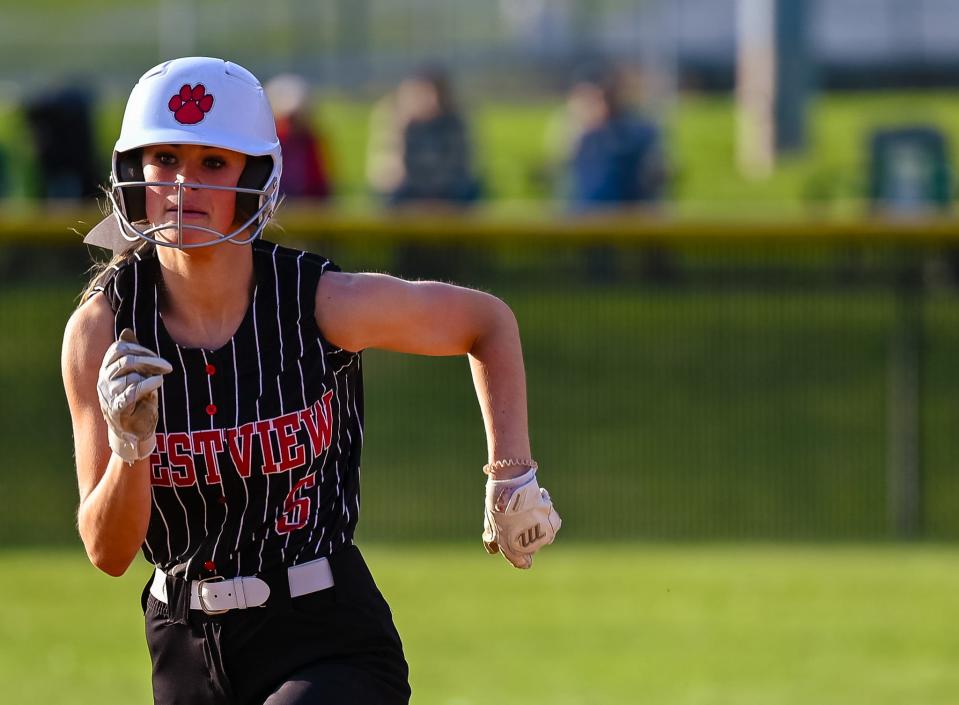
[{"x1": 276, "y1": 473, "x2": 317, "y2": 534}]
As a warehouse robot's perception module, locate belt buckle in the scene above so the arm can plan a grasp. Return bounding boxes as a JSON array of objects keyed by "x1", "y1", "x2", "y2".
[{"x1": 196, "y1": 576, "x2": 230, "y2": 615}]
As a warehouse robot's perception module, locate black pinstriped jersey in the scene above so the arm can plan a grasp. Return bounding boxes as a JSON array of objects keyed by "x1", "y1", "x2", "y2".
[{"x1": 96, "y1": 239, "x2": 363, "y2": 580}]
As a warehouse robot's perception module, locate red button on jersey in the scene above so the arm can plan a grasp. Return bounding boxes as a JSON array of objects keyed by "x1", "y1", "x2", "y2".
[
  {"x1": 203, "y1": 560, "x2": 216, "y2": 572},
  {"x1": 206, "y1": 404, "x2": 217, "y2": 416},
  {"x1": 217, "y1": 495, "x2": 227, "y2": 505},
  {"x1": 205, "y1": 363, "x2": 216, "y2": 375}
]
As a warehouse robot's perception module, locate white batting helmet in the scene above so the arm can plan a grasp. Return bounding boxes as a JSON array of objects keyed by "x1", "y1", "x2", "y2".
[{"x1": 85, "y1": 56, "x2": 283, "y2": 251}]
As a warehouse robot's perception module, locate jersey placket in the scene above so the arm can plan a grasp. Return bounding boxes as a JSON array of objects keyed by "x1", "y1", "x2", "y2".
[{"x1": 201, "y1": 349, "x2": 224, "y2": 575}]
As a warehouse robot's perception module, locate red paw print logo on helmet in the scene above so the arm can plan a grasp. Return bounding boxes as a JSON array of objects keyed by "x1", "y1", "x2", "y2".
[{"x1": 168, "y1": 84, "x2": 215, "y2": 125}]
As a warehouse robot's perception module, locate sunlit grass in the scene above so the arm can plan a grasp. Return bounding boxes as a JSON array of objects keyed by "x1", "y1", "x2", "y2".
[{"x1": 2, "y1": 544, "x2": 957, "y2": 704}]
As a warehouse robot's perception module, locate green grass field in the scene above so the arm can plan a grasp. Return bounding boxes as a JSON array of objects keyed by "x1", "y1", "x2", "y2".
[{"x1": 2, "y1": 544, "x2": 958, "y2": 705}]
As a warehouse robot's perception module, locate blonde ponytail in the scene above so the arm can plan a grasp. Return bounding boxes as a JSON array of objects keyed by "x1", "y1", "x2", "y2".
[{"x1": 79, "y1": 240, "x2": 155, "y2": 305}]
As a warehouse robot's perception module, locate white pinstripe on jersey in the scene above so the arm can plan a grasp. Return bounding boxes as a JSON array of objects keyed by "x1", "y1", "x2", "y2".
[
  {"x1": 173, "y1": 342, "x2": 206, "y2": 577},
  {"x1": 150, "y1": 286, "x2": 174, "y2": 561},
  {"x1": 154, "y1": 287, "x2": 191, "y2": 568}
]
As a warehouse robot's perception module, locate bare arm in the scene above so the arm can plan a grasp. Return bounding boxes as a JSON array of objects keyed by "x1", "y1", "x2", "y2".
[
  {"x1": 316, "y1": 272, "x2": 531, "y2": 478},
  {"x1": 61, "y1": 295, "x2": 152, "y2": 576}
]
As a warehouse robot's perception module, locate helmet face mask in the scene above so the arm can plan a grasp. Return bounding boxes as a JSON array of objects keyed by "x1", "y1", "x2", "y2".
[
  {"x1": 104, "y1": 56, "x2": 283, "y2": 250},
  {"x1": 107, "y1": 173, "x2": 280, "y2": 249}
]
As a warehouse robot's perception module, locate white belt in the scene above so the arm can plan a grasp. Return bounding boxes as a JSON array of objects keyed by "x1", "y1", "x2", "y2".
[{"x1": 150, "y1": 556, "x2": 334, "y2": 615}]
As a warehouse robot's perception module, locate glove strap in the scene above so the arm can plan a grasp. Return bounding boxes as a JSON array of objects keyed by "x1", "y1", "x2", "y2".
[
  {"x1": 108, "y1": 428, "x2": 156, "y2": 465},
  {"x1": 485, "y1": 467, "x2": 539, "y2": 512}
]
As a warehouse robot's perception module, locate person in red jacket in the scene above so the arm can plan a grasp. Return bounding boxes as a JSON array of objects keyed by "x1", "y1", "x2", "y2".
[{"x1": 265, "y1": 73, "x2": 332, "y2": 200}]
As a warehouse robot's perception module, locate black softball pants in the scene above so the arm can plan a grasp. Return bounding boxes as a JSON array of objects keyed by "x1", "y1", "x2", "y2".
[{"x1": 143, "y1": 545, "x2": 411, "y2": 704}]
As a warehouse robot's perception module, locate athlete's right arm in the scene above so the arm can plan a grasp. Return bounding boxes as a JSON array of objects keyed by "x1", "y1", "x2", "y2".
[{"x1": 62, "y1": 294, "x2": 153, "y2": 576}]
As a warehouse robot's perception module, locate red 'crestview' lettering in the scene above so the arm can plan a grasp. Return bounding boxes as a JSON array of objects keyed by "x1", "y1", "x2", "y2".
[{"x1": 149, "y1": 391, "x2": 335, "y2": 488}]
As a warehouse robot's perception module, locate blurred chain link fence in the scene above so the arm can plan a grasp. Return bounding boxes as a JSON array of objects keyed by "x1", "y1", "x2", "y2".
[{"x1": 2, "y1": 227, "x2": 958, "y2": 546}]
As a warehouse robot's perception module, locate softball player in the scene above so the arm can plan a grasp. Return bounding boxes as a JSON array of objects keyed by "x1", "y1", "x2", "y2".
[{"x1": 61, "y1": 56, "x2": 560, "y2": 705}]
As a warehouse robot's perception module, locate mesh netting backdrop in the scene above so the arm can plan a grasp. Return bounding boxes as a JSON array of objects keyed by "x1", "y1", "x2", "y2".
[{"x1": 2, "y1": 235, "x2": 957, "y2": 546}]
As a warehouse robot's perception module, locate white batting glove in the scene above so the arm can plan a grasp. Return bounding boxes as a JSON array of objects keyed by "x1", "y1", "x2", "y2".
[
  {"x1": 482, "y1": 468, "x2": 561, "y2": 569},
  {"x1": 97, "y1": 328, "x2": 172, "y2": 464}
]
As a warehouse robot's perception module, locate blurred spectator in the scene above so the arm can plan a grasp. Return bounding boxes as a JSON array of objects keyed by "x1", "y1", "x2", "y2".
[
  {"x1": 562, "y1": 64, "x2": 667, "y2": 210},
  {"x1": 367, "y1": 66, "x2": 481, "y2": 207},
  {"x1": 265, "y1": 74, "x2": 332, "y2": 200},
  {"x1": 551, "y1": 64, "x2": 671, "y2": 281},
  {"x1": 23, "y1": 85, "x2": 100, "y2": 199}
]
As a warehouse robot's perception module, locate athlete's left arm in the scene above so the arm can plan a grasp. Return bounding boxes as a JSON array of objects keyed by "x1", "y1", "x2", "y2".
[{"x1": 316, "y1": 271, "x2": 530, "y2": 479}]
